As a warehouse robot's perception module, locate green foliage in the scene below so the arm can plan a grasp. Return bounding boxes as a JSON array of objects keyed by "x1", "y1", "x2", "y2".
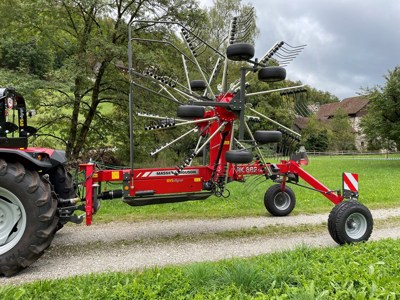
[
  {"x1": 2, "y1": 239, "x2": 400, "y2": 299},
  {"x1": 361, "y1": 66, "x2": 400, "y2": 149},
  {"x1": 301, "y1": 115, "x2": 329, "y2": 152},
  {"x1": 305, "y1": 86, "x2": 339, "y2": 105},
  {"x1": 301, "y1": 108, "x2": 356, "y2": 152},
  {"x1": 329, "y1": 108, "x2": 356, "y2": 151},
  {"x1": 0, "y1": 38, "x2": 52, "y2": 78}
]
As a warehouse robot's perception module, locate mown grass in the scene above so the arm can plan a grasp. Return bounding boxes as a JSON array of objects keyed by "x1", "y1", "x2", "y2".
[
  {"x1": 2, "y1": 238, "x2": 400, "y2": 299},
  {"x1": 93, "y1": 155, "x2": 400, "y2": 222}
]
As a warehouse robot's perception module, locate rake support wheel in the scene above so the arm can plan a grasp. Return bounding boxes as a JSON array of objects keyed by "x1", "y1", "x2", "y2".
[
  {"x1": 264, "y1": 184, "x2": 296, "y2": 216},
  {"x1": 328, "y1": 200, "x2": 373, "y2": 245}
]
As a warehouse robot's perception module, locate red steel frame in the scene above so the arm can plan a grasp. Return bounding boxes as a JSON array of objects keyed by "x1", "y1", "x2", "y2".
[{"x1": 80, "y1": 93, "x2": 345, "y2": 226}]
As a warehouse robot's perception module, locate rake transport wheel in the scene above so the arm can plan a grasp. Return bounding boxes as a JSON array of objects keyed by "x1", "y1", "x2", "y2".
[
  {"x1": 254, "y1": 130, "x2": 282, "y2": 144},
  {"x1": 264, "y1": 184, "x2": 296, "y2": 216},
  {"x1": 0, "y1": 159, "x2": 58, "y2": 276},
  {"x1": 328, "y1": 200, "x2": 373, "y2": 245},
  {"x1": 225, "y1": 150, "x2": 253, "y2": 164},
  {"x1": 226, "y1": 43, "x2": 255, "y2": 61},
  {"x1": 190, "y1": 80, "x2": 207, "y2": 91},
  {"x1": 258, "y1": 66, "x2": 287, "y2": 82},
  {"x1": 48, "y1": 165, "x2": 77, "y2": 230},
  {"x1": 177, "y1": 105, "x2": 205, "y2": 118}
]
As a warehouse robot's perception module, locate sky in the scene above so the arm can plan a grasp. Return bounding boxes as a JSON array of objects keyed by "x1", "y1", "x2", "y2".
[{"x1": 198, "y1": 0, "x2": 400, "y2": 99}]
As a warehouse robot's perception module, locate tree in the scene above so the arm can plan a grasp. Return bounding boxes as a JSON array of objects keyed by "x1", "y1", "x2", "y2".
[
  {"x1": 361, "y1": 66, "x2": 400, "y2": 149},
  {"x1": 328, "y1": 108, "x2": 355, "y2": 151},
  {"x1": 301, "y1": 115, "x2": 329, "y2": 152},
  {"x1": 0, "y1": 0, "x2": 203, "y2": 162}
]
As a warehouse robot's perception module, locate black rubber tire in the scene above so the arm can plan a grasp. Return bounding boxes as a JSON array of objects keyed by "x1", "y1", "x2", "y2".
[
  {"x1": 254, "y1": 130, "x2": 282, "y2": 144},
  {"x1": 225, "y1": 150, "x2": 253, "y2": 164},
  {"x1": 226, "y1": 43, "x2": 255, "y2": 61},
  {"x1": 190, "y1": 80, "x2": 207, "y2": 91},
  {"x1": 0, "y1": 159, "x2": 58, "y2": 276},
  {"x1": 177, "y1": 105, "x2": 205, "y2": 118},
  {"x1": 48, "y1": 165, "x2": 77, "y2": 230},
  {"x1": 258, "y1": 67, "x2": 286, "y2": 82},
  {"x1": 264, "y1": 184, "x2": 296, "y2": 216},
  {"x1": 328, "y1": 201, "x2": 373, "y2": 245}
]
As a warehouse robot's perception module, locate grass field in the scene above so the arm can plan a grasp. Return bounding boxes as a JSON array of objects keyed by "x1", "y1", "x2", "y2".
[
  {"x1": 1, "y1": 155, "x2": 399, "y2": 298},
  {"x1": 94, "y1": 155, "x2": 400, "y2": 222},
  {"x1": 2, "y1": 238, "x2": 399, "y2": 299}
]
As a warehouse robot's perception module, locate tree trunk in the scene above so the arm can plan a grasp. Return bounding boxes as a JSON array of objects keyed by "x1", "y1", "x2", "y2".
[{"x1": 71, "y1": 61, "x2": 109, "y2": 159}]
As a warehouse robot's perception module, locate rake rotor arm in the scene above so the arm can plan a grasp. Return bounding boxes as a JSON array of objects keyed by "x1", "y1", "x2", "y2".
[
  {"x1": 150, "y1": 127, "x2": 198, "y2": 156},
  {"x1": 157, "y1": 84, "x2": 183, "y2": 104},
  {"x1": 131, "y1": 81, "x2": 182, "y2": 105},
  {"x1": 248, "y1": 107, "x2": 301, "y2": 138},
  {"x1": 246, "y1": 85, "x2": 306, "y2": 97},
  {"x1": 131, "y1": 20, "x2": 225, "y2": 58},
  {"x1": 204, "y1": 57, "x2": 222, "y2": 97},
  {"x1": 130, "y1": 69, "x2": 203, "y2": 103},
  {"x1": 181, "y1": 33, "x2": 216, "y2": 99},
  {"x1": 130, "y1": 38, "x2": 205, "y2": 72}
]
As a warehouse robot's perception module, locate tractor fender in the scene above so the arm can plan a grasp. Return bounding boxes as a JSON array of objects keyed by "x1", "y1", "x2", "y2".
[{"x1": 0, "y1": 148, "x2": 66, "y2": 171}]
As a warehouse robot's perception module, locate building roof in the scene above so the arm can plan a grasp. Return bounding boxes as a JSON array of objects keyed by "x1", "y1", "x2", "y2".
[
  {"x1": 316, "y1": 96, "x2": 369, "y2": 119},
  {"x1": 294, "y1": 116, "x2": 310, "y2": 130}
]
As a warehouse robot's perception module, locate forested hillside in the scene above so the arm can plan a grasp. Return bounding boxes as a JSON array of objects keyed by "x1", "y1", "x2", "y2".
[{"x1": 0, "y1": 0, "x2": 339, "y2": 166}]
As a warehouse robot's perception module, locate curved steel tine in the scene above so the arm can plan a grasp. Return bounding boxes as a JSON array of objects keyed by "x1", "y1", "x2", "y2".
[{"x1": 283, "y1": 42, "x2": 307, "y2": 49}]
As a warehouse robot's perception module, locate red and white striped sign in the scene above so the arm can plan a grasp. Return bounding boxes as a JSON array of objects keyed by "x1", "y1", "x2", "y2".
[{"x1": 343, "y1": 172, "x2": 358, "y2": 192}]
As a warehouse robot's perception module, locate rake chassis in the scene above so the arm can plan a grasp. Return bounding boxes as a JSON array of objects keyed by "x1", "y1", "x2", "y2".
[{"x1": 80, "y1": 17, "x2": 373, "y2": 243}]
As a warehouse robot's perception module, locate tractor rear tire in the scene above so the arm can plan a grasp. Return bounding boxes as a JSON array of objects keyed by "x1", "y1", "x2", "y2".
[
  {"x1": 258, "y1": 67, "x2": 286, "y2": 82},
  {"x1": 0, "y1": 160, "x2": 58, "y2": 276},
  {"x1": 48, "y1": 165, "x2": 77, "y2": 230},
  {"x1": 177, "y1": 105, "x2": 205, "y2": 118},
  {"x1": 225, "y1": 150, "x2": 253, "y2": 164},
  {"x1": 254, "y1": 130, "x2": 282, "y2": 144},
  {"x1": 328, "y1": 201, "x2": 373, "y2": 245},
  {"x1": 264, "y1": 184, "x2": 296, "y2": 216},
  {"x1": 226, "y1": 43, "x2": 255, "y2": 61}
]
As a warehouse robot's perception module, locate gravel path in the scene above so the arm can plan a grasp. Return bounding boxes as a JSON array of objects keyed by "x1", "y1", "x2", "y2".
[{"x1": 2, "y1": 207, "x2": 400, "y2": 285}]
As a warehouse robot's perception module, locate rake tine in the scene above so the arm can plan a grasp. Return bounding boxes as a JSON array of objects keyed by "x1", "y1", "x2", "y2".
[{"x1": 248, "y1": 178, "x2": 268, "y2": 194}]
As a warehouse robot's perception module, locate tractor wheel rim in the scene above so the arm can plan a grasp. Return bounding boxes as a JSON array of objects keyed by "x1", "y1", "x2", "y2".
[
  {"x1": 274, "y1": 192, "x2": 290, "y2": 210},
  {"x1": 345, "y1": 212, "x2": 367, "y2": 239},
  {"x1": 0, "y1": 187, "x2": 27, "y2": 254}
]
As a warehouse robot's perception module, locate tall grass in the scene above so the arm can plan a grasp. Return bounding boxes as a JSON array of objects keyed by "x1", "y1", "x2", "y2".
[
  {"x1": 93, "y1": 156, "x2": 400, "y2": 222},
  {"x1": 2, "y1": 238, "x2": 400, "y2": 299}
]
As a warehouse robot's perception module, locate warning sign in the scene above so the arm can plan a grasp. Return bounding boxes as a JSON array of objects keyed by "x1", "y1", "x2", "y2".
[{"x1": 342, "y1": 172, "x2": 358, "y2": 198}]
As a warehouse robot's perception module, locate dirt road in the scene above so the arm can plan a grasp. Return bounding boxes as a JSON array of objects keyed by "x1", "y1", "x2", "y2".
[{"x1": 1, "y1": 207, "x2": 400, "y2": 285}]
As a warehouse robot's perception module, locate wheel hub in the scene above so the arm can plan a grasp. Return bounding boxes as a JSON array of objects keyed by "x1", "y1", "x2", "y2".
[
  {"x1": 345, "y1": 212, "x2": 367, "y2": 239},
  {"x1": 0, "y1": 198, "x2": 21, "y2": 245},
  {"x1": 274, "y1": 192, "x2": 290, "y2": 210}
]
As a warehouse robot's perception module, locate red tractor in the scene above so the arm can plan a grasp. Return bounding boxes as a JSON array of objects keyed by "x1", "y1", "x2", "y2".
[{"x1": 0, "y1": 13, "x2": 373, "y2": 276}]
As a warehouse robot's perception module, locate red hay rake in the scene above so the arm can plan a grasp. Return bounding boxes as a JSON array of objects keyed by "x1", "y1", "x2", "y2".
[{"x1": 78, "y1": 10, "x2": 373, "y2": 245}]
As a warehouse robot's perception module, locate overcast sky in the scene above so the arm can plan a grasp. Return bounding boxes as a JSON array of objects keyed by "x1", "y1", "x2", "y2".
[{"x1": 199, "y1": 0, "x2": 400, "y2": 99}]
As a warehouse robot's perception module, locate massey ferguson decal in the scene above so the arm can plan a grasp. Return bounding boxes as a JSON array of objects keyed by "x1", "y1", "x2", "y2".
[{"x1": 136, "y1": 169, "x2": 199, "y2": 178}]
